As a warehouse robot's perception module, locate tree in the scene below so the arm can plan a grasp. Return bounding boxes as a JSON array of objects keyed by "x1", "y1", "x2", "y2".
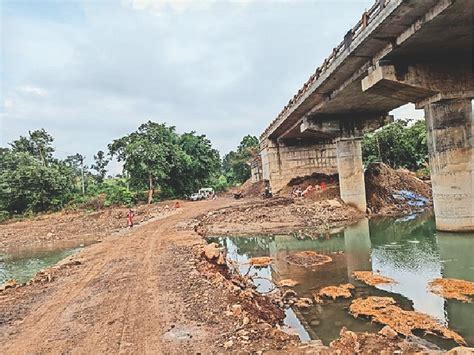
[
  {"x1": 223, "y1": 135, "x2": 260, "y2": 185},
  {"x1": 65, "y1": 153, "x2": 87, "y2": 194},
  {"x1": 108, "y1": 122, "x2": 180, "y2": 203},
  {"x1": 109, "y1": 122, "x2": 222, "y2": 202},
  {"x1": 159, "y1": 132, "x2": 221, "y2": 196},
  {"x1": 10, "y1": 129, "x2": 54, "y2": 166},
  {"x1": 91, "y1": 150, "x2": 110, "y2": 183},
  {"x1": 362, "y1": 119, "x2": 428, "y2": 172},
  {"x1": 0, "y1": 151, "x2": 74, "y2": 214}
]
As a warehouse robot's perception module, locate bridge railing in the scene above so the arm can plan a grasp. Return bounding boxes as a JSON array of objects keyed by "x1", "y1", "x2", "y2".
[{"x1": 261, "y1": 0, "x2": 391, "y2": 141}]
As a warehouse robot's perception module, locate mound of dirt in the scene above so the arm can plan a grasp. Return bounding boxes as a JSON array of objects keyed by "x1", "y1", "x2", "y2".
[
  {"x1": 279, "y1": 172, "x2": 340, "y2": 201},
  {"x1": 238, "y1": 179, "x2": 265, "y2": 198},
  {"x1": 350, "y1": 296, "x2": 466, "y2": 345},
  {"x1": 365, "y1": 163, "x2": 432, "y2": 215}
]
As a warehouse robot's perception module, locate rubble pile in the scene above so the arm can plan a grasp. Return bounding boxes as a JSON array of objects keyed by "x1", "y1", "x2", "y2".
[
  {"x1": 235, "y1": 179, "x2": 265, "y2": 198},
  {"x1": 365, "y1": 162, "x2": 432, "y2": 215},
  {"x1": 349, "y1": 296, "x2": 466, "y2": 345},
  {"x1": 352, "y1": 271, "x2": 396, "y2": 286},
  {"x1": 429, "y1": 278, "x2": 474, "y2": 303},
  {"x1": 329, "y1": 326, "x2": 429, "y2": 353}
]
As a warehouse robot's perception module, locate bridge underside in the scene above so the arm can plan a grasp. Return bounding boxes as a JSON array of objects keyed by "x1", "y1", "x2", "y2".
[{"x1": 260, "y1": 0, "x2": 473, "y2": 231}]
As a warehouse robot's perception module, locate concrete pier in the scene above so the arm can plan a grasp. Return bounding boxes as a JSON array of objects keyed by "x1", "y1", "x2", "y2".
[
  {"x1": 336, "y1": 138, "x2": 367, "y2": 212},
  {"x1": 424, "y1": 98, "x2": 474, "y2": 232}
]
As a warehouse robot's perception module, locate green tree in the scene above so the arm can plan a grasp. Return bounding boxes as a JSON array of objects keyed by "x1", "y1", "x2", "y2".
[
  {"x1": 165, "y1": 132, "x2": 221, "y2": 196},
  {"x1": 91, "y1": 150, "x2": 110, "y2": 183},
  {"x1": 0, "y1": 151, "x2": 74, "y2": 214},
  {"x1": 223, "y1": 135, "x2": 260, "y2": 185},
  {"x1": 10, "y1": 129, "x2": 54, "y2": 166},
  {"x1": 362, "y1": 119, "x2": 428, "y2": 172}
]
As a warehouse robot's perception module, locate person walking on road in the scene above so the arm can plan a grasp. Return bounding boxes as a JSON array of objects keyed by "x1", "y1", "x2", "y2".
[{"x1": 127, "y1": 209, "x2": 135, "y2": 228}]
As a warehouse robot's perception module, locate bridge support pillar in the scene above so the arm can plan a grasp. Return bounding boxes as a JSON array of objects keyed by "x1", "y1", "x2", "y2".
[
  {"x1": 336, "y1": 137, "x2": 367, "y2": 212},
  {"x1": 424, "y1": 98, "x2": 474, "y2": 232}
]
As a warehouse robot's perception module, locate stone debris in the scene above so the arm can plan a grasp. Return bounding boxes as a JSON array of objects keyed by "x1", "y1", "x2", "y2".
[
  {"x1": 293, "y1": 297, "x2": 313, "y2": 308},
  {"x1": 329, "y1": 327, "x2": 429, "y2": 354},
  {"x1": 318, "y1": 283, "x2": 354, "y2": 300},
  {"x1": 349, "y1": 296, "x2": 466, "y2": 345},
  {"x1": 0, "y1": 279, "x2": 18, "y2": 291},
  {"x1": 447, "y1": 347, "x2": 474, "y2": 354},
  {"x1": 277, "y1": 279, "x2": 299, "y2": 287},
  {"x1": 378, "y1": 325, "x2": 398, "y2": 339},
  {"x1": 429, "y1": 278, "x2": 474, "y2": 303},
  {"x1": 285, "y1": 251, "x2": 332, "y2": 268},
  {"x1": 352, "y1": 271, "x2": 396, "y2": 286},
  {"x1": 203, "y1": 242, "x2": 221, "y2": 260},
  {"x1": 247, "y1": 256, "x2": 273, "y2": 267}
]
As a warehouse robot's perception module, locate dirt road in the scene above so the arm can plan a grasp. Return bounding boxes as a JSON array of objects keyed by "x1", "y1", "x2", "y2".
[{"x1": 1, "y1": 198, "x2": 278, "y2": 354}]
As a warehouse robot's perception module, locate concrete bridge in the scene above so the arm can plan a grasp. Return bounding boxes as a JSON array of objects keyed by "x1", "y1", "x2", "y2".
[{"x1": 259, "y1": 0, "x2": 473, "y2": 232}]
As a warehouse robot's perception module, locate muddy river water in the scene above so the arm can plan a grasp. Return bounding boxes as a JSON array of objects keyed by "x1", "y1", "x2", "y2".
[
  {"x1": 209, "y1": 212, "x2": 474, "y2": 350},
  {"x1": 0, "y1": 239, "x2": 97, "y2": 285}
]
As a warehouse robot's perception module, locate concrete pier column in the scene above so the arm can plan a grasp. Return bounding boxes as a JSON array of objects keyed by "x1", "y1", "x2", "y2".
[
  {"x1": 336, "y1": 137, "x2": 367, "y2": 212},
  {"x1": 424, "y1": 98, "x2": 474, "y2": 232}
]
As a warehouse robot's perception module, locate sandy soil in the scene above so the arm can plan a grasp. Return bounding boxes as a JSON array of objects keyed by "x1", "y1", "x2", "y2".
[{"x1": 0, "y1": 198, "x2": 301, "y2": 354}]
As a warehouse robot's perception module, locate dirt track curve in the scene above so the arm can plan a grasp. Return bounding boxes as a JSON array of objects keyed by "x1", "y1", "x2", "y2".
[{"x1": 0, "y1": 199, "x2": 235, "y2": 354}]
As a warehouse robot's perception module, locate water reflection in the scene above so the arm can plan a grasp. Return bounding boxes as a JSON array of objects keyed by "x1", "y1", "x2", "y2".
[
  {"x1": 0, "y1": 239, "x2": 97, "y2": 285},
  {"x1": 211, "y1": 212, "x2": 474, "y2": 349}
]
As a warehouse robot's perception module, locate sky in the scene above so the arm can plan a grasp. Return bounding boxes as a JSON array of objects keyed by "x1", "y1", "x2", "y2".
[{"x1": 0, "y1": 0, "x2": 423, "y2": 173}]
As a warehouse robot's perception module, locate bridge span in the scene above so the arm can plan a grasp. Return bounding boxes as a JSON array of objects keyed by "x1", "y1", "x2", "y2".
[{"x1": 258, "y1": 0, "x2": 473, "y2": 232}]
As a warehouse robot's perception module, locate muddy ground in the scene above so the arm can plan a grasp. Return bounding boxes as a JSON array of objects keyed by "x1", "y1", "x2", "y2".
[
  {"x1": 0, "y1": 164, "x2": 437, "y2": 353},
  {"x1": 196, "y1": 196, "x2": 363, "y2": 237},
  {"x1": 0, "y1": 202, "x2": 179, "y2": 251},
  {"x1": 1, "y1": 196, "x2": 447, "y2": 354},
  {"x1": 0, "y1": 198, "x2": 307, "y2": 353}
]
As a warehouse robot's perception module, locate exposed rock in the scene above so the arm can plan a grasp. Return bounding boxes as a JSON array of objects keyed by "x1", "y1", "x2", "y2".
[
  {"x1": 293, "y1": 297, "x2": 313, "y2": 308},
  {"x1": 277, "y1": 279, "x2": 299, "y2": 287},
  {"x1": 247, "y1": 257, "x2": 273, "y2": 267},
  {"x1": 349, "y1": 296, "x2": 466, "y2": 345},
  {"x1": 379, "y1": 326, "x2": 398, "y2": 339},
  {"x1": 285, "y1": 251, "x2": 332, "y2": 268},
  {"x1": 429, "y1": 278, "x2": 474, "y2": 303},
  {"x1": 352, "y1": 271, "x2": 396, "y2": 286},
  {"x1": 203, "y1": 242, "x2": 221, "y2": 260},
  {"x1": 318, "y1": 283, "x2": 354, "y2": 299}
]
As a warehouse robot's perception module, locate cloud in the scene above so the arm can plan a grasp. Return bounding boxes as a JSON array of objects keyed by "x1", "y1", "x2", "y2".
[
  {"x1": 18, "y1": 85, "x2": 49, "y2": 97},
  {"x1": 1, "y1": 0, "x2": 378, "y2": 172}
]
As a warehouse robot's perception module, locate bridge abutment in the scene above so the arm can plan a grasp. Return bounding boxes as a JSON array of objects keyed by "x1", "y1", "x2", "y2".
[
  {"x1": 424, "y1": 98, "x2": 474, "y2": 232},
  {"x1": 336, "y1": 137, "x2": 367, "y2": 212},
  {"x1": 261, "y1": 139, "x2": 337, "y2": 193}
]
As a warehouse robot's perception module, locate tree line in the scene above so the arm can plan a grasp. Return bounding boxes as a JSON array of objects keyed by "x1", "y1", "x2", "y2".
[
  {"x1": 0, "y1": 122, "x2": 259, "y2": 219},
  {"x1": 0, "y1": 118, "x2": 428, "y2": 219}
]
